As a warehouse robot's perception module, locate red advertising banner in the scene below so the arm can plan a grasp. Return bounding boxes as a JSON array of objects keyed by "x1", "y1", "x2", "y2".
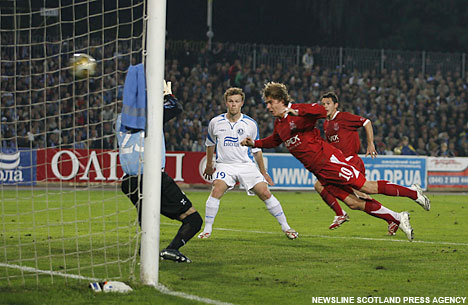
[
  {"x1": 165, "y1": 151, "x2": 209, "y2": 184},
  {"x1": 36, "y1": 149, "x2": 210, "y2": 184},
  {"x1": 36, "y1": 149, "x2": 122, "y2": 182}
]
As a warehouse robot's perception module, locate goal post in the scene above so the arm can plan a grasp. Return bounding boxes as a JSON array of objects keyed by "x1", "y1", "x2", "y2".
[
  {"x1": 140, "y1": 0, "x2": 166, "y2": 286},
  {"x1": 0, "y1": 0, "x2": 152, "y2": 286}
]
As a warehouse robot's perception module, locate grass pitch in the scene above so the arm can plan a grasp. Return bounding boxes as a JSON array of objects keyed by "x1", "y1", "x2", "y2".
[{"x1": 1, "y1": 189, "x2": 467, "y2": 304}]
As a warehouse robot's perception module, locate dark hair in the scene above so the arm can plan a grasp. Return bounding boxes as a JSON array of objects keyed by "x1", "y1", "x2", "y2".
[
  {"x1": 320, "y1": 91, "x2": 339, "y2": 104},
  {"x1": 262, "y1": 82, "x2": 291, "y2": 105}
]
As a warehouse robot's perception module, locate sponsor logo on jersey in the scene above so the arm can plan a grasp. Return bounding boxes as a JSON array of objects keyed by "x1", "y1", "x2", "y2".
[
  {"x1": 224, "y1": 136, "x2": 240, "y2": 147},
  {"x1": 289, "y1": 121, "x2": 297, "y2": 130},
  {"x1": 285, "y1": 135, "x2": 301, "y2": 149},
  {"x1": 328, "y1": 134, "x2": 339, "y2": 143},
  {"x1": 237, "y1": 128, "x2": 244, "y2": 135}
]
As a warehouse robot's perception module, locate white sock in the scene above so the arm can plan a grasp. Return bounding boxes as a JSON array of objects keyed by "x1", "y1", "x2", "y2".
[
  {"x1": 264, "y1": 195, "x2": 290, "y2": 231},
  {"x1": 203, "y1": 196, "x2": 220, "y2": 233}
]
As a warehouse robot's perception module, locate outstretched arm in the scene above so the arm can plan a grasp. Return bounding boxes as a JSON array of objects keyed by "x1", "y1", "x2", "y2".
[
  {"x1": 291, "y1": 103, "x2": 327, "y2": 118},
  {"x1": 241, "y1": 132, "x2": 283, "y2": 149},
  {"x1": 163, "y1": 94, "x2": 183, "y2": 124},
  {"x1": 163, "y1": 81, "x2": 183, "y2": 123}
]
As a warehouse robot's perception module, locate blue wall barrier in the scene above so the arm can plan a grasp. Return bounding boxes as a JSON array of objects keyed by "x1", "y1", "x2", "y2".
[
  {"x1": 264, "y1": 153, "x2": 427, "y2": 190},
  {"x1": 361, "y1": 156, "x2": 427, "y2": 189}
]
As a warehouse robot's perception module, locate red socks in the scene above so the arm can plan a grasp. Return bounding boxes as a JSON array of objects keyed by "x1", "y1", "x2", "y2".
[
  {"x1": 364, "y1": 199, "x2": 400, "y2": 224},
  {"x1": 320, "y1": 188, "x2": 345, "y2": 216},
  {"x1": 377, "y1": 181, "x2": 417, "y2": 200}
]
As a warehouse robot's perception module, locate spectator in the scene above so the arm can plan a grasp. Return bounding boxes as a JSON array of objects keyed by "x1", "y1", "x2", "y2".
[
  {"x1": 436, "y1": 142, "x2": 455, "y2": 157},
  {"x1": 302, "y1": 48, "x2": 314, "y2": 70},
  {"x1": 47, "y1": 132, "x2": 60, "y2": 148},
  {"x1": 179, "y1": 41, "x2": 196, "y2": 69},
  {"x1": 228, "y1": 59, "x2": 241, "y2": 86},
  {"x1": 457, "y1": 139, "x2": 468, "y2": 156},
  {"x1": 448, "y1": 141, "x2": 458, "y2": 157},
  {"x1": 212, "y1": 42, "x2": 226, "y2": 63},
  {"x1": 396, "y1": 136, "x2": 418, "y2": 155},
  {"x1": 88, "y1": 128, "x2": 102, "y2": 149},
  {"x1": 415, "y1": 138, "x2": 428, "y2": 155}
]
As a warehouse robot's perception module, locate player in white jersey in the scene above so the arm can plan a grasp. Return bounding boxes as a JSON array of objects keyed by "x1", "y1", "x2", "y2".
[{"x1": 198, "y1": 87, "x2": 298, "y2": 240}]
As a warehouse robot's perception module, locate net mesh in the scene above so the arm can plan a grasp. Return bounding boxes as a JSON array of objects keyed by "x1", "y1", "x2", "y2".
[{"x1": 0, "y1": 0, "x2": 145, "y2": 285}]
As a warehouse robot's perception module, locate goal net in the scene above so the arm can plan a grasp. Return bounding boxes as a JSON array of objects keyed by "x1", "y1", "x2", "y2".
[{"x1": 0, "y1": 0, "x2": 145, "y2": 286}]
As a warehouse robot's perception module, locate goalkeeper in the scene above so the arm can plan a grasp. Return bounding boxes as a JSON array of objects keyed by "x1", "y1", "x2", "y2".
[{"x1": 117, "y1": 78, "x2": 202, "y2": 263}]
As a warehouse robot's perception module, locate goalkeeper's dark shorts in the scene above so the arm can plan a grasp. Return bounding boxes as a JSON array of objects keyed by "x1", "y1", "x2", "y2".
[{"x1": 121, "y1": 172, "x2": 193, "y2": 220}]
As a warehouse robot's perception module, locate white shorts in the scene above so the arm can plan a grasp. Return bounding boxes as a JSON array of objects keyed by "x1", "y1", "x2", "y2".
[{"x1": 213, "y1": 163, "x2": 266, "y2": 195}]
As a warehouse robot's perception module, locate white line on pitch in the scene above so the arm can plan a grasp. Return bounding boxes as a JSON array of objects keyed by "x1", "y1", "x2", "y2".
[
  {"x1": 0, "y1": 262, "x2": 235, "y2": 305},
  {"x1": 0, "y1": 263, "x2": 101, "y2": 281},
  {"x1": 154, "y1": 284, "x2": 235, "y2": 305},
  {"x1": 161, "y1": 222, "x2": 468, "y2": 247}
]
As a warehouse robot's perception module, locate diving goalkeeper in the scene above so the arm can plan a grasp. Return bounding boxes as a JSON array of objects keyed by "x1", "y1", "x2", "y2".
[{"x1": 117, "y1": 77, "x2": 202, "y2": 263}]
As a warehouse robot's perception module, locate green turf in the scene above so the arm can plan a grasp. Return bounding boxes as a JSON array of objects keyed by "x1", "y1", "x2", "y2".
[{"x1": 1, "y1": 189, "x2": 467, "y2": 304}]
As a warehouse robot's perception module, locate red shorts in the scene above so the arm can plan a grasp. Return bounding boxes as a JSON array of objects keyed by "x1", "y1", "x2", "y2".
[
  {"x1": 344, "y1": 154, "x2": 365, "y2": 175},
  {"x1": 315, "y1": 152, "x2": 367, "y2": 201}
]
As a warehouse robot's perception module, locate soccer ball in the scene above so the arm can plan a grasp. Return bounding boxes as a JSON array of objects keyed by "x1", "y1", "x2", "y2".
[{"x1": 70, "y1": 53, "x2": 96, "y2": 78}]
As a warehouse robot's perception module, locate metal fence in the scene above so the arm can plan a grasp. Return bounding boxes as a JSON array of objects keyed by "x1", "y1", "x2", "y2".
[{"x1": 167, "y1": 40, "x2": 466, "y2": 78}]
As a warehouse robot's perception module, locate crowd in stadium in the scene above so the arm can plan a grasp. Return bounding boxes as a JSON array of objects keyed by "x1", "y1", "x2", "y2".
[
  {"x1": 1, "y1": 40, "x2": 467, "y2": 157},
  {"x1": 163, "y1": 43, "x2": 467, "y2": 157}
]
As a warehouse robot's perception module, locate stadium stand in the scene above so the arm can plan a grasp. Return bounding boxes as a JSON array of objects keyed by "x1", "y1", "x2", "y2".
[{"x1": 1, "y1": 39, "x2": 466, "y2": 156}]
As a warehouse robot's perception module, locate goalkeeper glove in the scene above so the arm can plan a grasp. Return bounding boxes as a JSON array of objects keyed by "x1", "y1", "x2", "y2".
[{"x1": 163, "y1": 80, "x2": 172, "y2": 95}]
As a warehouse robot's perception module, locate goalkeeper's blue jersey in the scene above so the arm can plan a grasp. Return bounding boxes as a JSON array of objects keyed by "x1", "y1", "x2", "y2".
[
  {"x1": 116, "y1": 114, "x2": 166, "y2": 175},
  {"x1": 115, "y1": 94, "x2": 180, "y2": 175}
]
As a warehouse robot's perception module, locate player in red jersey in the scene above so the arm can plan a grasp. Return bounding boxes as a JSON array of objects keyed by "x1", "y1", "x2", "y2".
[
  {"x1": 241, "y1": 82, "x2": 431, "y2": 241},
  {"x1": 317, "y1": 91, "x2": 388, "y2": 231}
]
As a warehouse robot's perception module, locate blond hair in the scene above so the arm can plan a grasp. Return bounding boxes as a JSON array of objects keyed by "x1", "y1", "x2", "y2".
[
  {"x1": 262, "y1": 82, "x2": 291, "y2": 105},
  {"x1": 224, "y1": 87, "x2": 245, "y2": 102}
]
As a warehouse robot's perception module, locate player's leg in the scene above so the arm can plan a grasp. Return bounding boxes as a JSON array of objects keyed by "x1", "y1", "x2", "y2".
[
  {"x1": 352, "y1": 189, "x2": 372, "y2": 200},
  {"x1": 349, "y1": 196, "x2": 413, "y2": 241},
  {"x1": 199, "y1": 164, "x2": 236, "y2": 239},
  {"x1": 314, "y1": 180, "x2": 349, "y2": 230},
  {"x1": 160, "y1": 207, "x2": 203, "y2": 263},
  {"x1": 251, "y1": 181, "x2": 298, "y2": 239},
  {"x1": 324, "y1": 153, "x2": 430, "y2": 212},
  {"x1": 328, "y1": 185, "x2": 413, "y2": 241},
  {"x1": 345, "y1": 154, "x2": 398, "y2": 233},
  {"x1": 344, "y1": 155, "x2": 398, "y2": 232},
  {"x1": 350, "y1": 185, "x2": 396, "y2": 235},
  {"x1": 198, "y1": 179, "x2": 229, "y2": 239},
  {"x1": 121, "y1": 174, "x2": 143, "y2": 226},
  {"x1": 344, "y1": 156, "x2": 373, "y2": 200},
  {"x1": 159, "y1": 172, "x2": 202, "y2": 263},
  {"x1": 359, "y1": 181, "x2": 430, "y2": 211}
]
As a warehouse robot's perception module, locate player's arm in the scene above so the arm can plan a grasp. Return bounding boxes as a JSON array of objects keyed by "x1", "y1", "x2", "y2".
[
  {"x1": 163, "y1": 81, "x2": 183, "y2": 123},
  {"x1": 203, "y1": 145, "x2": 216, "y2": 180},
  {"x1": 286, "y1": 103, "x2": 327, "y2": 119},
  {"x1": 243, "y1": 132, "x2": 282, "y2": 148},
  {"x1": 363, "y1": 120, "x2": 377, "y2": 158},
  {"x1": 241, "y1": 121, "x2": 282, "y2": 149},
  {"x1": 253, "y1": 150, "x2": 274, "y2": 186},
  {"x1": 203, "y1": 119, "x2": 217, "y2": 179}
]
